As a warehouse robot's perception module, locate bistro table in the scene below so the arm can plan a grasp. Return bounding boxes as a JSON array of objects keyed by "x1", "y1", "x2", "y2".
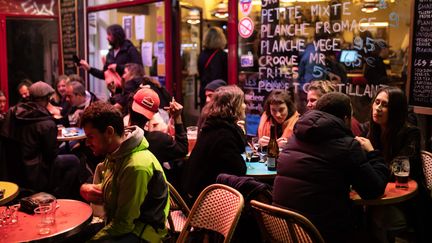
[
  {"x1": 0, "y1": 181, "x2": 19, "y2": 206},
  {"x1": 0, "y1": 199, "x2": 93, "y2": 242},
  {"x1": 57, "y1": 127, "x2": 86, "y2": 142},
  {"x1": 246, "y1": 162, "x2": 277, "y2": 179},
  {"x1": 350, "y1": 180, "x2": 418, "y2": 206}
]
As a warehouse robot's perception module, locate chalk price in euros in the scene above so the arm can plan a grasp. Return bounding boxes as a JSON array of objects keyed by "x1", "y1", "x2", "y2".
[{"x1": 413, "y1": 59, "x2": 432, "y2": 67}]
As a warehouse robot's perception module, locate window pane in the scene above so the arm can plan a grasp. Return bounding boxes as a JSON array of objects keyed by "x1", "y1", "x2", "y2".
[
  {"x1": 88, "y1": 2, "x2": 166, "y2": 99},
  {"x1": 7, "y1": 19, "x2": 58, "y2": 105},
  {"x1": 87, "y1": 0, "x2": 135, "y2": 7},
  {"x1": 239, "y1": 0, "x2": 413, "y2": 122}
]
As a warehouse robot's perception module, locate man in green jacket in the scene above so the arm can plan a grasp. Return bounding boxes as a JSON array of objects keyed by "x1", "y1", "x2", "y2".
[{"x1": 79, "y1": 101, "x2": 169, "y2": 242}]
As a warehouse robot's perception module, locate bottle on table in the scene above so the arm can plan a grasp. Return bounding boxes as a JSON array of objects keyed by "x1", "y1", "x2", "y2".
[{"x1": 267, "y1": 124, "x2": 279, "y2": 171}]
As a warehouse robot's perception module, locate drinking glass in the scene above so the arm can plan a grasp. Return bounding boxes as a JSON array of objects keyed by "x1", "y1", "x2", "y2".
[
  {"x1": 0, "y1": 205, "x2": 19, "y2": 227},
  {"x1": 186, "y1": 126, "x2": 198, "y2": 154},
  {"x1": 68, "y1": 114, "x2": 74, "y2": 126},
  {"x1": 245, "y1": 147, "x2": 254, "y2": 170},
  {"x1": 251, "y1": 137, "x2": 260, "y2": 152},
  {"x1": 391, "y1": 156, "x2": 410, "y2": 189},
  {"x1": 245, "y1": 151, "x2": 252, "y2": 162},
  {"x1": 34, "y1": 206, "x2": 53, "y2": 235}
]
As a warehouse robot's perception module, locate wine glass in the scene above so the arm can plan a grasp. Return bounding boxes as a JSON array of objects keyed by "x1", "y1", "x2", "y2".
[
  {"x1": 245, "y1": 151, "x2": 252, "y2": 162},
  {"x1": 245, "y1": 147, "x2": 254, "y2": 170},
  {"x1": 251, "y1": 137, "x2": 260, "y2": 152}
]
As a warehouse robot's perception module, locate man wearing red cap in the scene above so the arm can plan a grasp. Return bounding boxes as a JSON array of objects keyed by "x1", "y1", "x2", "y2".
[{"x1": 129, "y1": 88, "x2": 188, "y2": 168}]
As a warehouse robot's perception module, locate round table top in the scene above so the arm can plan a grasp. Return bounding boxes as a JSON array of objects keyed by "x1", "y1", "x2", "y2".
[
  {"x1": 350, "y1": 180, "x2": 418, "y2": 206},
  {"x1": 0, "y1": 181, "x2": 19, "y2": 206},
  {"x1": 246, "y1": 162, "x2": 277, "y2": 179},
  {"x1": 57, "y1": 127, "x2": 86, "y2": 142},
  {"x1": 0, "y1": 199, "x2": 93, "y2": 242}
]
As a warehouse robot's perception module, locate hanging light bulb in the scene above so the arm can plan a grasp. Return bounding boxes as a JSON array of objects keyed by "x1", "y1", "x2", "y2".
[
  {"x1": 213, "y1": 1, "x2": 228, "y2": 19},
  {"x1": 361, "y1": 3, "x2": 379, "y2": 13},
  {"x1": 187, "y1": 9, "x2": 200, "y2": 25}
]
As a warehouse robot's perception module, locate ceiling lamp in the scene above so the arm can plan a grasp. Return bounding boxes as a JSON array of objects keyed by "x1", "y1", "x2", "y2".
[
  {"x1": 280, "y1": 0, "x2": 329, "y2": 2},
  {"x1": 187, "y1": 9, "x2": 200, "y2": 25},
  {"x1": 361, "y1": 3, "x2": 378, "y2": 13},
  {"x1": 213, "y1": 1, "x2": 228, "y2": 19}
]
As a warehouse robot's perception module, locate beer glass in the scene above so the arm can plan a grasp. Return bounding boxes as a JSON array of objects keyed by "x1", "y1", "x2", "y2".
[
  {"x1": 186, "y1": 126, "x2": 198, "y2": 154},
  {"x1": 391, "y1": 156, "x2": 410, "y2": 189}
]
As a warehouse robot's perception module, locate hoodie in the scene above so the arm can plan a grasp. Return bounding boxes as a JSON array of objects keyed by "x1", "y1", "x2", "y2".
[
  {"x1": 1, "y1": 101, "x2": 57, "y2": 191},
  {"x1": 91, "y1": 126, "x2": 169, "y2": 242}
]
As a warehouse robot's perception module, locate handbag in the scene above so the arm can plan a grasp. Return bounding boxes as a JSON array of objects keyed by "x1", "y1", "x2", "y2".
[
  {"x1": 204, "y1": 49, "x2": 219, "y2": 69},
  {"x1": 19, "y1": 192, "x2": 56, "y2": 215},
  {"x1": 104, "y1": 69, "x2": 122, "y2": 91}
]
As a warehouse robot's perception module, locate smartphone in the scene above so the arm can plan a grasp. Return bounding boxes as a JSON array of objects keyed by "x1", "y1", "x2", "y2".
[{"x1": 73, "y1": 54, "x2": 81, "y2": 66}]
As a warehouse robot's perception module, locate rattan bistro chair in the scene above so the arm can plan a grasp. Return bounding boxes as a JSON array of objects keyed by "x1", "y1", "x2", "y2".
[
  {"x1": 250, "y1": 200, "x2": 325, "y2": 243},
  {"x1": 421, "y1": 150, "x2": 432, "y2": 191},
  {"x1": 176, "y1": 184, "x2": 244, "y2": 243},
  {"x1": 166, "y1": 182, "x2": 190, "y2": 236}
]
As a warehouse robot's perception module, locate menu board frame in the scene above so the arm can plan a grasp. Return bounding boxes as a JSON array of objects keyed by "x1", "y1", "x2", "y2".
[
  {"x1": 407, "y1": 0, "x2": 432, "y2": 115},
  {"x1": 59, "y1": 0, "x2": 79, "y2": 75}
]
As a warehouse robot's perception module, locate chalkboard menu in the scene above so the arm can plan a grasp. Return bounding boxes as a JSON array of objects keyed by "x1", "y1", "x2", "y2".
[
  {"x1": 409, "y1": 0, "x2": 432, "y2": 113},
  {"x1": 238, "y1": 0, "x2": 415, "y2": 133},
  {"x1": 59, "y1": 0, "x2": 78, "y2": 75}
]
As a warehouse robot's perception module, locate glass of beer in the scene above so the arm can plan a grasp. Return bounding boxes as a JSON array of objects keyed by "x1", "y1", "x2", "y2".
[
  {"x1": 391, "y1": 156, "x2": 410, "y2": 189},
  {"x1": 186, "y1": 126, "x2": 198, "y2": 154}
]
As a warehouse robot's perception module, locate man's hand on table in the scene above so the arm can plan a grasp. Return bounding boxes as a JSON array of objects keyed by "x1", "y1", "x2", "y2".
[{"x1": 80, "y1": 184, "x2": 103, "y2": 204}]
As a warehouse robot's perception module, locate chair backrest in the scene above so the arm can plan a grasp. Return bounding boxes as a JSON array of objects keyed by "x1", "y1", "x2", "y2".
[
  {"x1": 421, "y1": 150, "x2": 432, "y2": 190},
  {"x1": 250, "y1": 200, "x2": 325, "y2": 243},
  {"x1": 167, "y1": 181, "x2": 190, "y2": 233},
  {"x1": 177, "y1": 184, "x2": 244, "y2": 243},
  {"x1": 215, "y1": 173, "x2": 273, "y2": 242}
]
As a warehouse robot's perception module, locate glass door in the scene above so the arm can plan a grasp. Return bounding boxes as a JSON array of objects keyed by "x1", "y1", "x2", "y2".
[
  {"x1": 6, "y1": 18, "x2": 58, "y2": 106},
  {"x1": 180, "y1": 5, "x2": 202, "y2": 126},
  {"x1": 87, "y1": 2, "x2": 167, "y2": 100}
]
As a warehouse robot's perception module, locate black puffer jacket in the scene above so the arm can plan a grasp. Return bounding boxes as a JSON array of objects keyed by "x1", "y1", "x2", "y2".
[
  {"x1": 273, "y1": 110, "x2": 389, "y2": 242},
  {"x1": 145, "y1": 124, "x2": 188, "y2": 163},
  {"x1": 183, "y1": 118, "x2": 246, "y2": 202},
  {"x1": 89, "y1": 39, "x2": 142, "y2": 79},
  {"x1": 1, "y1": 102, "x2": 57, "y2": 192}
]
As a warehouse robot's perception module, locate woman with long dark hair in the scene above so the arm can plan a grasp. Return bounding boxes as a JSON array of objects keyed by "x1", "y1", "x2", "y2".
[
  {"x1": 357, "y1": 87, "x2": 419, "y2": 166},
  {"x1": 356, "y1": 86, "x2": 431, "y2": 243},
  {"x1": 183, "y1": 85, "x2": 246, "y2": 204}
]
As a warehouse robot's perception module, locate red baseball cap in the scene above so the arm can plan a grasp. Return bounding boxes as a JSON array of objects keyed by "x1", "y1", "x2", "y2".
[{"x1": 132, "y1": 88, "x2": 160, "y2": 119}]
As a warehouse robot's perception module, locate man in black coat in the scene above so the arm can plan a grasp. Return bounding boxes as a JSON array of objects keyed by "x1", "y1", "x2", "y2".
[
  {"x1": 273, "y1": 92, "x2": 389, "y2": 242},
  {"x1": 1, "y1": 81, "x2": 81, "y2": 198},
  {"x1": 80, "y1": 24, "x2": 142, "y2": 79}
]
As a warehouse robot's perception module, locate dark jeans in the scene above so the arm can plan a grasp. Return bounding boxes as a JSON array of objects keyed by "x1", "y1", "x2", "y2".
[{"x1": 52, "y1": 154, "x2": 81, "y2": 199}]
